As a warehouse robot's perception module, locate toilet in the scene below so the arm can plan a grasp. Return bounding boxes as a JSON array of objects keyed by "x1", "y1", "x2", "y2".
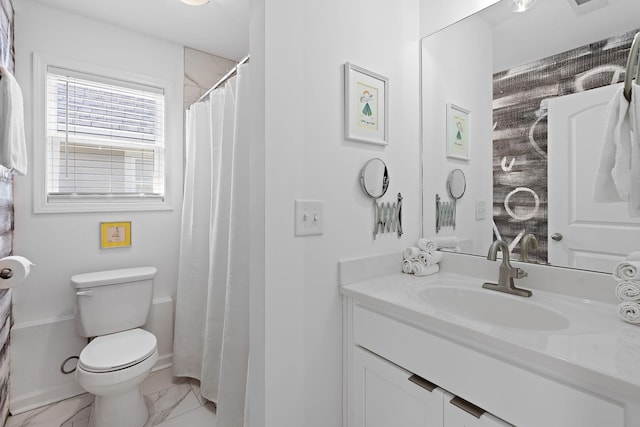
[{"x1": 71, "y1": 267, "x2": 159, "y2": 427}]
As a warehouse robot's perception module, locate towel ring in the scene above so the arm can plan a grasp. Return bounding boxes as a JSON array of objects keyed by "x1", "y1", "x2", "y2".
[{"x1": 623, "y1": 32, "x2": 640, "y2": 102}]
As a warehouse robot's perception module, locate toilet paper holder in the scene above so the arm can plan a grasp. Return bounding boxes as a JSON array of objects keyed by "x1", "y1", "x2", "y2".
[{"x1": 0, "y1": 268, "x2": 12, "y2": 279}]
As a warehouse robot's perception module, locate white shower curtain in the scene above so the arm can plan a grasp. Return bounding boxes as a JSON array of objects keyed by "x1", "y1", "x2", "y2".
[{"x1": 173, "y1": 64, "x2": 250, "y2": 427}]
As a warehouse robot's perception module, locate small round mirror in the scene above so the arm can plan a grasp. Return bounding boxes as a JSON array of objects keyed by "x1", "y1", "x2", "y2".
[
  {"x1": 360, "y1": 158, "x2": 389, "y2": 199},
  {"x1": 447, "y1": 169, "x2": 466, "y2": 200}
]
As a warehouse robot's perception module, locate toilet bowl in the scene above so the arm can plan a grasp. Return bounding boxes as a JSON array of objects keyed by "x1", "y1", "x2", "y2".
[
  {"x1": 71, "y1": 267, "x2": 158, "y2": 427},
  {"x1": 75, "y1": 328, "x2": 158, "y2": 427}
]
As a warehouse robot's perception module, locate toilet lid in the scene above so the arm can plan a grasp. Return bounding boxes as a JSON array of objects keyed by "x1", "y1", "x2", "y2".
[{"x1": 79, "y1": 328, "x2": 157, "y2": 373}]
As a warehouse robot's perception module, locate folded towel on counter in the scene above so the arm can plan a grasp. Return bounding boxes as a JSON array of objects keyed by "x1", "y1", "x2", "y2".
[
  {"x1": 403, "y1": 246, "x2": 421, "y2": 261},
  {"x1": 0, "y1": 65, "x2": 27, "y2": 175},
  {"x1": 412, "y1": 263, "x2": 439, "y2": 277},
  {"x1": 427, "y1": 235, "x2": 459, "y2": 249},
  {"x1": 401, "y1": 259, "x2": 413, "y2": 274},
  {"x1": 616, "y1": 281, "x2": 640, "y2": 302},
  {"x1": 416, "y1": 250, "x2": 443, "y2": 266},
  {"x1": 417, "y1": 238, "x2": 438, "y2": 252},
  {"x1": 614, "y1": 261, "x2": 640, "y2": 281},
  {"x1": 618, "y1": 301, "x2": 640, "y2": 324},
  {"x1": 594, "y1": 86, "x2": 631, "y2": 202}
]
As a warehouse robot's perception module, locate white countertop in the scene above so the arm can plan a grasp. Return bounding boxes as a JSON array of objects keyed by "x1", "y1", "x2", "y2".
[{"x1": 340, "y1": 271, "x2": 640, "y2": 401}]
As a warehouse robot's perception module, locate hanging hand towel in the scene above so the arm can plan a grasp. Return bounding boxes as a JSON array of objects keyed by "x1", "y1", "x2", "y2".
[
  {"x1": 629, "y1": 81, "x2": 640, "y2": 215},
  {"x1": 594, "y1": 86, "x2": 630, "y2": 202},
  {"x1": 0, "y1": 66, "x2": 27, "y2": 175}
]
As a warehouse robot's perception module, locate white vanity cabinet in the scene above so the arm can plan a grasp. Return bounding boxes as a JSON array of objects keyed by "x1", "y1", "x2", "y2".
[
  {"x1": 352, "y1": 346, "x2": 511, "y2": 427},
  {"x1": 343, "y1": 295, "x2": 630, "y2": 427},
  {"x1": 353, "y1": 346, "x2": 445, "y2": 427}
]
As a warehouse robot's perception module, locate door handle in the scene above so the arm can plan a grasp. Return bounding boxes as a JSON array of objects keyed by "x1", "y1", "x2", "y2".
[{"x1": 551, "y1": 233, "x2": 563, "y2": 241}]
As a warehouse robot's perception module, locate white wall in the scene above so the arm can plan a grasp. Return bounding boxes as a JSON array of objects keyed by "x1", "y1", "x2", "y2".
[
  {"x1": 11, "y1": 0, "x2": 183, "y2": 411},
  {"x1": 258, "y1": 0, "x2": 421, "y2": 425},
  {"x1": 421, "y1": 15, "x2": 494, "y2": 254},
  {"x1": 420, "y1": 0, "x2": 500, "y2": 37}
]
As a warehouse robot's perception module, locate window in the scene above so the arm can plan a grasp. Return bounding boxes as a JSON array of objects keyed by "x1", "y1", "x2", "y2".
[{"x1": 45, "y1": 68, "x2": 165, "y2": 203}]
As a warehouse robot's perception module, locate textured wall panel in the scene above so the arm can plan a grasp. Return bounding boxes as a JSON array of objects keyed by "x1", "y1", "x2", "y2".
[{"x1": 492, "y1": 28, "x2": 637, "y2": 263}]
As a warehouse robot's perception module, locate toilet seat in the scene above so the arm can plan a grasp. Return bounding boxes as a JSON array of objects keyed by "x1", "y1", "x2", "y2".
[{"x1": 79, "y1": 328, "x2": 157, "y2": 373}]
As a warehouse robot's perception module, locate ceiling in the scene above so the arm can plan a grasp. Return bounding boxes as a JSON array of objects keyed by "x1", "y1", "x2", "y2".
[{"x1": 30, "y1": 0, "x2": 250, "y2": 60}]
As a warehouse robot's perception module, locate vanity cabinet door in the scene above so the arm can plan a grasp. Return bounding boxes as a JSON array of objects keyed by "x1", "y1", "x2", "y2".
[
  {"x1": 443, "y1": 392, "x2": 512, "y2": 427},
  {"x1": 352, "y1": 346, "x2": 445, "y2": 427}
]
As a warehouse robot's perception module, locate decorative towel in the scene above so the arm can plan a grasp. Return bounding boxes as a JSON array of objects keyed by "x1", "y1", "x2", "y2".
[
  {"x1": 614, "y1": 261, "x2": 640, "y2": 281},
  {"x1": 412, "y1": 263, "x2": 439, "y2": 277},
  {"x1": 0, "y1": 65, "x2": 27, "y2": 175},
  {"x1": 401, "y1": 259, "x2": 413, "y2": 274},
  {"x1": 618, "y1": 301, "x2": 640, "y2": 324},
  {"x1": 629, "y1": 81, "x2": 640, "y2": 215},
  {"x1": 594, "y1": 86, "x2": 631, "y2": 202},
  {"x1": 403, "y1": 247, "x2": 421, "y2": 261},
  {"x1": 416, "y1": 250, "x2": 443, "y2": 266},
  {"x1": 616, "y1": 281, "x2": 640, "y2": 302},
  {"x1": 417, "y1": 238, "x2": 438, "y2": 252}
]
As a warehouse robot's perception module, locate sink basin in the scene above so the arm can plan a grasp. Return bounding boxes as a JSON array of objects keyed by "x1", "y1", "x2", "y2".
[{"x1": 417, "y1": 286, "x2": 570, "y2": 331}]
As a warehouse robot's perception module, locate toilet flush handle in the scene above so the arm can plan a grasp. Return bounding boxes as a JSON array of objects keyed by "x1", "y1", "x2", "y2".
[{"x1": 76, "y1": 290, "x2": 94, "y2": 297}]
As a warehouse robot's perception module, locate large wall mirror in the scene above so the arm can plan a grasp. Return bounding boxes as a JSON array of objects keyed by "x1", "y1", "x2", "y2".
[{"x1": 421, "y1": 0, "x2": 640, "y2": 273}]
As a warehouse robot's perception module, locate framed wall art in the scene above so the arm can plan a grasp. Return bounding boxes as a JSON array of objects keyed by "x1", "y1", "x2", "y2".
[
  {"x1": 344, "y1": 62, "x2": 389, "y2": 146},
  {"x1": 446, "y1": 103, "x2": 470, "y2": 160},
  {"x1": 100, "y1": 221, "x2": 131, "y2": 248}
]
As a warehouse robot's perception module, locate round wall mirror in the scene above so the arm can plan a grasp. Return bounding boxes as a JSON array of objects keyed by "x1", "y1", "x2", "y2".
[
  {"x1": 447, "y1": 169, "x2": 466, "y2": 200},
  {"x1": 360, "y1": 158, "x2": 389, "y2": 199}
]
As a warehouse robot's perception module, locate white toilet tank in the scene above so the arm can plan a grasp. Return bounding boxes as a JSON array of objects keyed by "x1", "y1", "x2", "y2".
[{"x1": 71, "y1": 267, "x2": 156, "y2": 337}]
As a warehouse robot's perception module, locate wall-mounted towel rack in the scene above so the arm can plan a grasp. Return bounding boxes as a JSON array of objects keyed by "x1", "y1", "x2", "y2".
[{"x1": 623, "y1": 32, "x2": 640, "y2": 102}]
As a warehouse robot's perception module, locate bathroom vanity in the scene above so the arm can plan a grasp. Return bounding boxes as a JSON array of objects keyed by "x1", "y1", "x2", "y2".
[{"x1": 340, "y1": 253, "x2": 640, "y2": 427}]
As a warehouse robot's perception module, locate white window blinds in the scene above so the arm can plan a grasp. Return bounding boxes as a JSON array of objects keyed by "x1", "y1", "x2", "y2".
[{"x1": 46, "y1": 67, "x2": 165, "y2": 202}]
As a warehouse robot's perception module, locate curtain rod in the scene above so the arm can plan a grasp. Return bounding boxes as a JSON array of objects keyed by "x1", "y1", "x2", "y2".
[{"x1": 190, "y1": 54, "x2": 250, "y2": 107}]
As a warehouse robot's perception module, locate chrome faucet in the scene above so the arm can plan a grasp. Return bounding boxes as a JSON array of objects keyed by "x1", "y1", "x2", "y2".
[
  {"x1": 482, "y1": 240, "x2": 532, "y2": 297},
  {"x1": 520, "y1": 233, "x2": 538, "y2": 263}
]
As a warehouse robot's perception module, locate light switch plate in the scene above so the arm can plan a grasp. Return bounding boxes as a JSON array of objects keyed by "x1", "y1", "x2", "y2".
[
  {"x1": 295, "y1": 200, "x2": 324, "y2": 236},
  {"x1": 476, "y1": 200, "x2": 487, "y2": 220}
]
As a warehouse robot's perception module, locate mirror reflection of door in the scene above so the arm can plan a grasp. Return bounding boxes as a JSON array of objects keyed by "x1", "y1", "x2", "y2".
[{"x1": 548, "y1": 85, "x2": 640, "y2": 272}]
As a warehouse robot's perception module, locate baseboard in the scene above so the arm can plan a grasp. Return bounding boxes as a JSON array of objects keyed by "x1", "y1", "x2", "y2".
[{"x1": 9, "y1": 381, "x2": 85, "y2": 415}]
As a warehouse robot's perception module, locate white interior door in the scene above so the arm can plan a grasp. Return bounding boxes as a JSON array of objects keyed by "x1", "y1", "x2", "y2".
[{"x1": 547, "y1": 84, "x2": 640, "y2": 271}]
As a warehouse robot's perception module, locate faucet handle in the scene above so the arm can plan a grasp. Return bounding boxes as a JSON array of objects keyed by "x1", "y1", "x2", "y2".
[{"x1": 516, "y1": 268, "x2": 528, "y2": 279}]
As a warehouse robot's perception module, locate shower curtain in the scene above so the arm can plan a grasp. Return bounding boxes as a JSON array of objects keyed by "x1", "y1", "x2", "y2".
[{"x1": 173, "y1": 63, "x2": 250, "y2": 427}]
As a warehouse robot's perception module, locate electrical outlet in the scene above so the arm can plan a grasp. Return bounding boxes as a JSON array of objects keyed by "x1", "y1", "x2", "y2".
[
  {"x1": 295, "y1": 200, "x2": 324, "y2": 236},
  {"x1": 476, "y1": 200, "x2": 487, "y2": 220}
]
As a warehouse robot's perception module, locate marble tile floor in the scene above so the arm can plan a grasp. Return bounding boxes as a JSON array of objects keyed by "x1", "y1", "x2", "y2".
[{"x1": 6, "y1": 368, "x2": 216, "y2": 427}]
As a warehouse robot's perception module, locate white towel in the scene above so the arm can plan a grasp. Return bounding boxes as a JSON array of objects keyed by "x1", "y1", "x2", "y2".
[
  {"x1": 629, "y1": 81, "x2": 640, "y2": 215},
  {"x1": 0, "y1": 65, "x2": 27, "y2": 175},
  {"x1": 594, "y1": 86, "x2": 630, "y2": 202},
  {"x1": 614, "y1": 261, "x2": 640, "y2": 281},
  {"x1": 427, "y1": 235, "x2": 459, "y2": 248},
  {"x1": 417, "y1": 238, "x2": 438, "y2": 252},
  {"x1": 412, "y1": 262, "x2": 439, "y2": 277},
  {"x1": 617, "y1": 301, "x2": 640, "y2": 324},
  {"x1": 616, "y1": 281, "x2": 640, "y2": 302},
  {"x1": 416, "y1": 250, "x2": 443, "y2": 266},
  {"x1": 401, "y1": 259, "x2": 413, "y2": 274},
  {"x1": 403, "y1": 246, "x2": 421, "y2": 261}
]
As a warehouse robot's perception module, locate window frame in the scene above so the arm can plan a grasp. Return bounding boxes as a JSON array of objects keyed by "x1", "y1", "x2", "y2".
[{"x1": 33, "y1": 52, "x2": 176, "y2": 213}]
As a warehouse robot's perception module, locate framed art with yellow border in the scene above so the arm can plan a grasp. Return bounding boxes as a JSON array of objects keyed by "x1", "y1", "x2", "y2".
[{"x1": 100, "y1": 221, "x2": 131, "y2": 248}]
